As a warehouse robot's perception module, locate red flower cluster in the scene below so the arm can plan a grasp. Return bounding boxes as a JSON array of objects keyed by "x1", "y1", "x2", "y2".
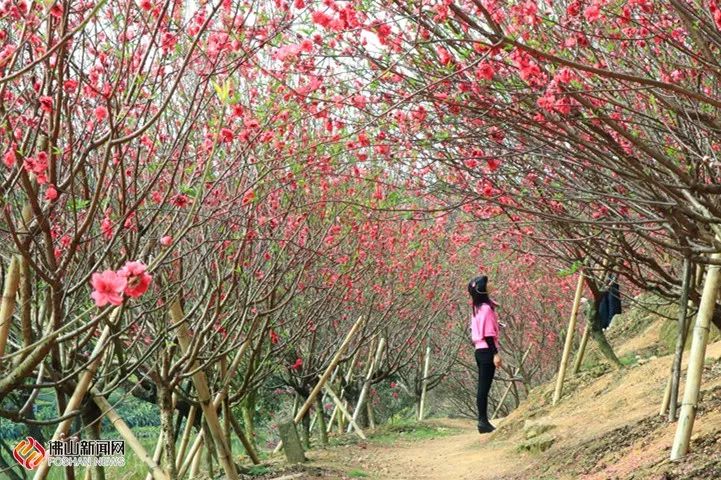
[{"x1": 90, "y1": 261, "x2": 152, "y2": 307}]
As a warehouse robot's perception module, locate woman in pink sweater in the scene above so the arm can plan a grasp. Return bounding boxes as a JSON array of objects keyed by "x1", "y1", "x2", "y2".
[{"x1": 468, "y1": 275, "x2": 502, "y2": 434}]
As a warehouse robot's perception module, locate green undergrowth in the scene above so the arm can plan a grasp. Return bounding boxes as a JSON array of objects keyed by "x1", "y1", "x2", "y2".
[
  {"x1": 368, "y1": 420, "x2": 457, "y2": 445},
  {"x1": 327, "y1": 417, "x2": 457, "y2": 448}
]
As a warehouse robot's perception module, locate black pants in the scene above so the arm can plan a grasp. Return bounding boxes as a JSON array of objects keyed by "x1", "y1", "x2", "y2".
[{"x1": 475, "y1": 348, "x2": 496, "y2": 423}]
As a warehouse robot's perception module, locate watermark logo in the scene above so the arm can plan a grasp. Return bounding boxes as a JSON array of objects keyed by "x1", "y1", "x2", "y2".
[
  {"x1": 13, "y1": 437, "x2": 46, "y2": 470},
  {"x1": 48, "y1": 439, "x2": 125, "y2": 467}
]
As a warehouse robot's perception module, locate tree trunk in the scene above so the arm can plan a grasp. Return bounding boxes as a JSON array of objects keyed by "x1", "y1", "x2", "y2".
[
  {"x1": 315, "y1": 397, "x2": 329, "y2": 446},
  {"x1": 300, "y1": 411, "x2": 311, "y2": 450},
  {"x1": 588, "y1": 296, "x2": 622, "y2": 368},
  {"x1": 158, "y1": 384, "x2": 177, "y2": 479}
]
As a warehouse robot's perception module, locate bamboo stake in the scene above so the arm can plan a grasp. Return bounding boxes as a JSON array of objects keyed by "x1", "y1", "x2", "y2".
[
  {"x1": 309, "y1": 366, "x2": 339, "y2": 433},
  {"x1": 418, "y1": 344, "x2": 432, "y2": 421},
  {"x1": 492, "y1": 346, "x2": 531, "y2": 420},
  {"x1": 660, "y1": 374, "x2": 673, "y2": 416},
  {"x1": 145, "y1": 431, "x2": 165, "y2": 480},
  {"x1": 322, "y1": 382, "x2": 366, "y2": 439},
  {"x1": 33, "y1": 320, "x2": 114, "y2": 480},
  {"x1": 670, "y1": 252, "x2": 721, "y2": 460},
  {"x1": 348, "y1": 337, "x2": 385, "y2": 433},
  {"x1": 170, "y1": 299, "x2": 238, "y2": 480},
  {"x1": 553, "y1": 270, "x2": 585, "y2": 406},
  {"x1": 175, "y1": 406, "x2": 196, "y2": 470},
  {"x1": 188, "y1": 439, "x2": 204, "y2": 479},
  {"x1": 296, "y1": 316, "x2": 365, "y2": 424},
  {"x1": 0, "y1": 256, "x2": 21, "y2": 359},
  {"x1": 92, "y1": 392, "x2": 170, "y2": 480},
  {"x1": 572, "y1": 321, "x2": 590, "y2": 375},
  {"x1": 178, "y1": 315, "x2": 266, "y2": 474},
  {"x1": 327, "y1": 350, "x2": 359, "y2": 433},
  {"x1": 178, "y1": 433, "x2": 204, "y2": 480},
  {"x1": 274, "y1": 315, "x2": 365, "y2": 454}
]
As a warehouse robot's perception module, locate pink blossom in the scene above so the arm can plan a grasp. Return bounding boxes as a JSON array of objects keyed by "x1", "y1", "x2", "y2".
[
  {"x1": 39, "y1": 96, "x2": 53, "y2": 113},
  {"x1": 242, "y1": 189, "x2": 255, "y2": 205},
  {"x1": 63, "y1": 79, "x2": 78, "y2": 92},
  {"x1": 45, "y1": 185, "x2": 58, "y2": 201},
  {"x1": 219, "y1": 128, "x2": 234, "y2": 143},
  {"x1": 311, "y1": 11, "x2": 333, "y2": 28},
  {"x1": 555, "y1": 68, "x2": 573, "y2": 84},
  {"x1": 118, "y1": 261, "x2": 152, "y2": 298},
  {"x1": 475, "y1": 62, "x2": 495, "y2": 81},
  {"x1": 171, "y1": 194, "x2": 190, "y2": 208},
  {"x1": 3, "y1": 147, "x2": 16, "y2": 168},
  {"x1": 352, "y1": 94, "x2": 367, "y2": 109},
  {"x1": 436, "y1": 46, "x2": 453, "y2": 66},
  {"x1": 91, "y1": 270, "x2": 127, "y2": 307},
  {"x1": 584, "y1": 4, "x2": 601, "y2": 22},
  {"x1": 24, "y1": 152, "x2": 49, "y2": 184},
  {"x1": 49, "y1": 2, "x2": 63, "y2": 18},
  {"x1": 160, "y1": 235, "x2": 173, "y2": 246},
  {"x1": 95, "y1": 106, "x2": 108, "y2": 122}
]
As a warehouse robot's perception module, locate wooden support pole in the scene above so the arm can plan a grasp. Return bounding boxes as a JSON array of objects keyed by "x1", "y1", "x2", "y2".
[
  {"x1": 323, "y1": 382, "x2": 366, "y2": 439},
  {"x1": 418, "y1": 344, "x2": 432, "y2": 421},
  {"x1": 326, "y1": 350, "x2": 358, "y2": 433},
  {"x1": 170, "y1": 299, "x2": 238, "y2": 480},
  {"x1": 0, "y1": 256, "x2": 20, "y2": 360},
  {"x1": 492, "y1": 346, "x2": 531, "y2": 420},
  {"x1": 146, "y1": 431, "x2": 165, "y2": 480},
  {"x1": 33, "y1": 319, "x2": 114, "y2": 480},
  {"x1": 294, "y1": 316, "x2": 365, "y2": 424},
  {"x1": 553, "y1": 270, "x2": 585, "y2": 406},
  {"x1": 309, "y1": 366, "x2": 339, "y2": 433},
  {"x1": 274, "y1": 316, "x2": 365, "y2": 453},
  {"x1": 671, "y1": 252, "x2": 721, "y2": 460},
  {"x1": 175, "y1": 406, "x2": 196, "y2": 470},
  {"x1": 189, "y1": 438, "x2": 204, "y2": 479},
  {"x1": 92, "y1": 391, "x2": 170, "y2": 480},
  {"x1": 348, "y1": 337, "x2": 385, "y2": 433},
  {"x1": 178, "y1": 432, "x2": 204, "y2": 480},
  {"x1": 572, "y1": 321, "x2": 591, "y2": 375}
]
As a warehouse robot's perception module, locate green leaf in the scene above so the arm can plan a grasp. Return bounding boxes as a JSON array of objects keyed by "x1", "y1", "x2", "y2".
[
  {"x1": 66, "y1": 199, "x2": 90, "y2": 212},
  {"x1": 180, "y1": 185, "x2": 198, "y2": 197}
]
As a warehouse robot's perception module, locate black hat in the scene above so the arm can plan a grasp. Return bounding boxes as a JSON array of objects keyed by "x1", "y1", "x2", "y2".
[{"x1": 468, "y1": 275, "x2": 488, "y2": 296}]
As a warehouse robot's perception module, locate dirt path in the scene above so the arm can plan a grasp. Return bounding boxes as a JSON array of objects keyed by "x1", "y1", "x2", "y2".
[{"x1": 310, "y1": 418, "x2": 521, "y2": 480}]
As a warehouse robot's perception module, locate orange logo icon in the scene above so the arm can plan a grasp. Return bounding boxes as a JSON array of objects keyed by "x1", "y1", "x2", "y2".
[{"x1": 13, "y1": 437, "x2": 46, "y2": 470}]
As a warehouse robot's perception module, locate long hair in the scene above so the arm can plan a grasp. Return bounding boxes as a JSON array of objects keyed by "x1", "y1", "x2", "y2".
[{"x1": 468, "y1": 275, "x2": 493, "y2": 314}]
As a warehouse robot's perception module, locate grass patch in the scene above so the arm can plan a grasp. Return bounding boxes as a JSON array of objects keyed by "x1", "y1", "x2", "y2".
[
  {"x1": 368, "y1": 420, "x2": 456, "y2": 445},
  {"x1": 619, "y1": 354, "x2": 638, "y2": 367},
  {"x1": 348, "y1": 469, "x2": 369, "y2": 477},
  {"x1": 247, "y1": 465, "x2": 272, "y2": 476}
]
